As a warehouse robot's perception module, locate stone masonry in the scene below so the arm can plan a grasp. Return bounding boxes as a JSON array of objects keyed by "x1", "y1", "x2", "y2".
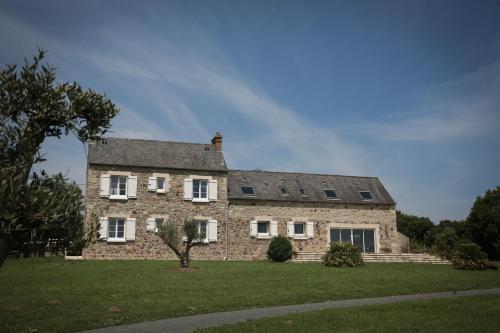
[
  {"x1": 83, "y1": 164, "x2": 228, "y2": 260},
  {"x1": 83, "y1": 135, "x2": 400, "y2": 260},
  {"x1": 228, "y1": 200, "x2": 397, "y2": 260}
]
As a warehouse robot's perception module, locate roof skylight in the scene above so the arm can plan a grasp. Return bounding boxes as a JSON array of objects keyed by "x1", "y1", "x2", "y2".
[
  {"x1": 359, "y1": 191, "x2": 373, "y2": 200},
  {"x1": 241, "y1": 186, "x2": 256, "y2": 195},
  {"x1": 324, "y1": 189, "x2": 338, "y2": 199}
]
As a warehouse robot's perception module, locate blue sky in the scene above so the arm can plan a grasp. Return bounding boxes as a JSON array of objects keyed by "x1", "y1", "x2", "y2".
[{"x1": 1, "y1": 0, "x2": 499, "y2": 222}]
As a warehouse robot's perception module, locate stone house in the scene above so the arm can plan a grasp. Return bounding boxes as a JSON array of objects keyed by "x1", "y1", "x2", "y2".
[{"x1": 83, "y1": 133, "x2": 403, "y2": 260}]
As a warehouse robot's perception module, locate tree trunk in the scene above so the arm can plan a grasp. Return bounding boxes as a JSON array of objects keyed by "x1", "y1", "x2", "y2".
[
  {"x1": 0, "y1": 233, "x2": 12, "y2": 268},
  {"x1": 179, "y1": 252, "x2": 189, "y2": 268}
]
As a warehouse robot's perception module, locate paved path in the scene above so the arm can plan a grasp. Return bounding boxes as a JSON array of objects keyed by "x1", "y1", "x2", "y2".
[{"x1": 81, "y1": 288, "x2": 500, "y2": 333}]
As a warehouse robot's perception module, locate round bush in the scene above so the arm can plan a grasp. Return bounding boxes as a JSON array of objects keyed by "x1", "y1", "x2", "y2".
[
  {"x1": 451, "y1": 241, "x2": 488, "y2": 270},
  {"x1": 323, "y1": 242, "x2": 363, "y2": 267},
  {"x1": 267, "y1": 235, "x2": 292, "y2": 262}
]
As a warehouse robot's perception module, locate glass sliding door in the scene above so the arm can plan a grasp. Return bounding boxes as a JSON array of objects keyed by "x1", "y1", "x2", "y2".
[
  {"x1": 329, "y1": 227, "x2": 376, "y2": 253},
  {"x1": 363, "y1": 229, "x2": 375, "y2": 253},
  {"x1": 352, "y1": 229, "x2": 364, "y2": 251},
  {"x1": 340, "y1": 229, "x2": 352, "y2": 244},
  {"x1": 330, "y1": 228, "x2": 340, "y2": 242}
]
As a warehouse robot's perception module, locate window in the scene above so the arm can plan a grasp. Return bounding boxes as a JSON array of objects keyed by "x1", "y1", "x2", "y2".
[
  {"x1": 157, "y1": 177, "x2": 165, "y2": 191},
  {"x1": 299, "y1": 188, "x2": 306, "y2": 195},
  {"x1": 359, "y1": 191, "x2": 373, "y2": 200},
  {"x1": 108, "y1": 218, "x2": 126, "y2": 241},
  {"x1": 193, "y1": 179, "x2": 208, "y2": 201},
  {"x1": 279, "y1": 186, "x2": 288, "y2": 195},
  {"x1": 257, "y1": 222, "x2": 269, "y2": 235},
  {"x1": 195, "y1": 220, "x2": 208, "y2": 241},
  {"x1": 155, "y1": 218, "x2": 164, "y2": 230},
  {"x1": 241, "y1": 186, "x2": 255, "y2": 195},
  {"x1": 110, "y1": 176, "x2": 127, "y2": 198},
  {"x1": 294, "y1": 222, "x2": 305, "y2": 236},
  {"x1": 330, "y1": 228, "x2": 375, "y2": 253},
  {"x1": 324, "y1": 189, "x2": 338, "y2": 199}
]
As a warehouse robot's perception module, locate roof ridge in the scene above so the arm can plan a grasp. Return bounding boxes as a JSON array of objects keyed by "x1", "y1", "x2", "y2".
[
  {"x1": 100, "y1": 136, "x2": 214, "y2": 147},
  {"x1": 228, "y1": 169, "x2": 380, "y2": 179}
]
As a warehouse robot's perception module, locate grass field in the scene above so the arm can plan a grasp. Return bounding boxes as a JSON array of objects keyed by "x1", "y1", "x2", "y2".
[
  {"x1": 1, "y1": 257, "x2": 499, "y2": 332},
  {"x1": 199, "y1": 295, "x2": 500, "y2": 333}
]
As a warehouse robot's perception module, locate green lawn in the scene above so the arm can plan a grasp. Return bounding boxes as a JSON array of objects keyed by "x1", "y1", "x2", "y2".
[
  {"x1": 1, "y1": 257, "x2": 499, "y2": 333},
  {"x1": 199, "y1": 295, "x2": 500, "y2": 333}
]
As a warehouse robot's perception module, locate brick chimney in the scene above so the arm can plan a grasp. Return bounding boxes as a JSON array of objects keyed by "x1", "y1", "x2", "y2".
[{"x1": 211, "y1": 132, "x2": 223, "y2": 151}]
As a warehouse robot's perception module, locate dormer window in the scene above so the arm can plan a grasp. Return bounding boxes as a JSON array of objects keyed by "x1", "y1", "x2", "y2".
[
  {"x1": 324, "y1": 189, "x2": 338, "y2": 199},
  {"x1": 359, "y1": 191, "x2": 373, "y2": 200},
  {"x1": 279, "y1": 186, "x2": 288, "y2": 195},
  {"x1": 241, "y1": 186, "x2": 255, "y2": 195}
]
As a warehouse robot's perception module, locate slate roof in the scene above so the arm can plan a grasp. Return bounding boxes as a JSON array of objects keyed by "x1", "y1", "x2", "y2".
[
  {"x1": 228, "y1": 170, "x2": 395, "y2": 205},
  {"x1": 88, "y1": 137, "x2": 227, "y2": 172}
]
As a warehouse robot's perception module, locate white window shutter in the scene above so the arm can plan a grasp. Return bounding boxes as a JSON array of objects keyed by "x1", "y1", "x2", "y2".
[
  {"x1": 270, "y1": 221, "x2": 278, "y2": 237},
  {"x1": 98, "y1": 217, "x2": 108, "y2": 240},
  {"x1": 208, "y1": 180, "x2": 218, "y2": 201},
  {"x1": 99, "y1": 175, "x2": 110, "y2": 197},
  {"x1": 184, "y1": 179, "x2": 193, "y2": 200},
  {"x1": 147, "y1": 177, "x2": 157, "y2": 192},
  {"x1": 208, "y1": 219, "x2": 218, "y2": 242},
  {"x1": 127, "y1": 176, "x2": 137, "y2": 198},
  {"x1": 126, "y1": 218, "x2": 136, "y2": 240},
  {"x1": 146, "y1": 218, "x2": 156, "y2": 232},
  {"x1": 287, "y1": 221, "x2": 294, "y2": 238},
  {"x1": 250, "y1": 220, "x2": 258, "y2": 237},
  {"x1": 306, "y1": 221, "x2": 314, "y2": 238}
]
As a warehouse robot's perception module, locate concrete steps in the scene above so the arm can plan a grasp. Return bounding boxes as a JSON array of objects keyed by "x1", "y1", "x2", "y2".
[{"x1": 293, "y1": 251, "x2": 449, "y2": 264}]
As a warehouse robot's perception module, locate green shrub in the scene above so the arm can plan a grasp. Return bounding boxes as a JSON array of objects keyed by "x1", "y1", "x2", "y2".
[
  {"x1": 451, "y1": 241, "x2": 488, "y2": 270},
  {"x1": 433, "y1": 227, "x2": 460, "y2": 259},
  {"x1": 409, "y1": 239, "x2": 425, "y2": 253},
  {"x1": 323, "y1": 242, "x2": 363, "y2": 267},
  {"x1": 267, "y1": 236, "x2": 292, "y2": 262}
]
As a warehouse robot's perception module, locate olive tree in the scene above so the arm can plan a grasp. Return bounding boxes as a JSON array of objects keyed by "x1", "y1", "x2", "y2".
[
  {"x1": 0, "y1": 49, "x2": 119, "y2": 266},
  {"x1": 157, "y1": 219, "x2": 205, "y2": 268}
]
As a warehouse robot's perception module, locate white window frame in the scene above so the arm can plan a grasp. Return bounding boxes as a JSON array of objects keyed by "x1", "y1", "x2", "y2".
[
  {"x1": 293, "y1": 222, "x2": 307, "y2": 239},
  {"x1": 110, "y1": 175, "x2": 128, "y2": 200},
  {"x1": 192, "y1": 179, "x2": 209, "y2": 202},
  {"x1": 108, "y1": 217, "x2": 126, "y2": 242},
  {"x1": 154, "y1": 217, "x2": 165, "y2": 233},
  {"x1": 195, "y1": 220, "x2": 209, "y2": 243},
  {"x1": 257, "y1": 221, "x2": 270, "y2": 239},
  {"x1": 329, "y1": 227, "x2": 376, "y2": 253},
  {"x1": 156, "y1": 177, "x2": 166, "y2": 192}
]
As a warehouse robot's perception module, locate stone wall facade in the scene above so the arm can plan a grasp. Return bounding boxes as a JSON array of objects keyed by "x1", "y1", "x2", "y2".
[
  {"x1": 83, "y1": 164, "x2": 228, "y2": 260},
  {"x1": 227, "y1": 200, "x2": 397, "y2": 260},
  {"x1": 83, "y1": 164, "x2": 397, "y2": 260}
]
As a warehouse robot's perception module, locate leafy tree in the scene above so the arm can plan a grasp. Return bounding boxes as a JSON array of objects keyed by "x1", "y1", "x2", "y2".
[
  {"x1": 0, "y1": 172, "x2": 88, "y2": 264},
  {"x1": 396, "y1": 211, "x2": 435, "y2": 249},
  {"x1": 157, "y1": 219, "x2": 206, "y2": 268},
  {"x1": 466, "y1": 187, "x2": 500, "y2": 260},
  {"x1": 1, "y1": 49, "x2": 119, "y2": 183},
  {"x1": 433, "y1": 227, "x2": 460, "y2": 259},
  {"x1": 0, "y1": 49, "x2": 119, "y2": 266},
  {"x1": 436, "y1": 219, "x2": 468, "y2": 239}
]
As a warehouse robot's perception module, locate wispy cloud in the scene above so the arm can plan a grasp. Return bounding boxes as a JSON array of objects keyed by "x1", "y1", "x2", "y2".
[
  {"x1": 353, "y1": 60, "x2": 500, "y2": 142},
  {"x1": 86, "y1": 37, "x2": 367, "y2": 175}
]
